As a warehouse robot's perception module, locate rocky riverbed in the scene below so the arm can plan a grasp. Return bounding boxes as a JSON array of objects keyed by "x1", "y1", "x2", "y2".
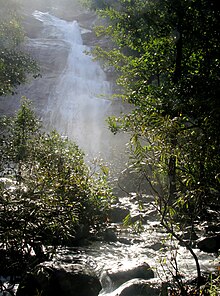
[{"x1": 4, "y1": 194, "x2": 218, "y2": 296}]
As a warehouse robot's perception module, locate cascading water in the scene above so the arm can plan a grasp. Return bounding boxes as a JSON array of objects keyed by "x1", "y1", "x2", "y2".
[{"x1": 33, "y1": 11, "x2": 121, "y2": 160}]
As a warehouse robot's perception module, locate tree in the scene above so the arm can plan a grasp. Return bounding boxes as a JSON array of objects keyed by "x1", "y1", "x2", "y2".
[
  {"x1": 0, "y1": 98, "x2": 112, "y2": 276},
  {"x1": 0, "y1": 0, "x2": 39, "y2": 96},
  {"x1": 87, "y1": 0, "x2": 220, "y2": 288}
]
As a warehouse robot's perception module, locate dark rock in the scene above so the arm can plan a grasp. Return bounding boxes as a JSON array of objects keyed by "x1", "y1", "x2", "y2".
[
  {"x1": 197, "y1": 235, "x2": 220, "y2": 253},
  {"x1": 107, "y1": 207, "x2": 130, "y2": 223},
  {"x1": 104, "y1": 228, "x2": 118, "y2": 242},
  {"x1": 107, "y1": 279, "x2": 160, "y2": 296},
  {"x1": 132, "y1": 238, "x2": 145, "y2": 244},
  {"x1": 73, "y1": 224, "x2": 90, "y2": 243},
  {"x1": 149, "y1": 242, "x2": 166, "y2": 251},
  {"x1": 16, "y1": 262, "x2": 101, "y2": 296},
  {"x1": 146, "y1": 209, "x2": 160, "y2": 221},
  {"x1": 205, "y1": 223, "x2": 220, "y2": 234},
  {"x1": 129, "y1": 214, "x2": 140, "y2": 224},
  {"x1": 118, "y1": 237, "x2": 132, "y2": 245},
  {"x1": 130, "y1": 213, "x2": 148, "y2": 224},
  {"x1": 100, "y1": 262, "x2": 154, "y2": 292}
]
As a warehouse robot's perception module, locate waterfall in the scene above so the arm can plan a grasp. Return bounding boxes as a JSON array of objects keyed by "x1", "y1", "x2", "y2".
[{"x1": 33, "y1": 11, "x2": 116, "y2": 159}]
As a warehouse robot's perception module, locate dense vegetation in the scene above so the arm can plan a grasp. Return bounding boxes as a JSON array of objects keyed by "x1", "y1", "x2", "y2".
[
  {"x1": 0, "y1": 99, "x2": 112, "y2": 276},
  {"x1": 83, "y1": 0, "x2": 220, "y2": 291},
  {"x1": 0, "y1": 0, "x2": 39, "y2": 96}
]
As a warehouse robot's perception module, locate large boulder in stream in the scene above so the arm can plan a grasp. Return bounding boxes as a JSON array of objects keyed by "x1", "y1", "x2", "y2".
[
  {"x1": 107, "y1": 206, "x2": 130, "y2": 223},
  {"x1": 16, "y1": 261, "x2": 102, "y2": 296},
  {"x1": 106, "y1": 279, "x2": 161, "y2": 296},
  {"x1": 197, "y1": 235, "x2": 220, "y2": 253},
  {"x1": 100, "y1": 261, "x2": 154, "y2": 292}
]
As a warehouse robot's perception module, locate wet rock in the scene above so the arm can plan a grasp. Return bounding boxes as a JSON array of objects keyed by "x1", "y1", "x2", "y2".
[
  {"x1": 104, "y1": 228, "x2": 118, "y2": 242},
  {"x1": 0, "y1": 1, "x2": 103, "y2": 118},
  {"x1": 118, "y1": 237, "x2": 132, "y2": 245},
  {"x1": 146, "y1": 209, "x2": 160, "y2": 221},
  {"x1": 16, "y1": 261, "x2": 101, "y2": 296},
  {"x1": 205, "y1": 223, "x2": 220, "y2": 234},
  {"x1": 130, "y1": 213, "x2": 148, "y2": 224},
  {"x1": 106, "y1": 279, "x2": 160, "y2": 296},
  {"x1": 107, "y1": 207, "x2": 130, "y2": 223},
  {"x1": 100, "y1": 261, "x2": 154, "y2": 292},
  {"x1": 132, "y1": 238, "x2": 145, "y2": 244},
  {"x1": 148, "y1": 242, "x2": 166, "y2": 251},
  {"x1": 197, "y1": 235, "x2": 220, "y2": 253},
  {"x1": 1, "y1": 37, "x2": 69, "y2": 117},
  {"x1": 74, "y1": 224, "x2": 90, "y2": 241}
]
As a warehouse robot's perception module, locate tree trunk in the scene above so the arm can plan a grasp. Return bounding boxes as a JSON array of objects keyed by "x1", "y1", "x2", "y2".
[{"x1": 168, "y1": 154, "x2": 176, "y2": 203}]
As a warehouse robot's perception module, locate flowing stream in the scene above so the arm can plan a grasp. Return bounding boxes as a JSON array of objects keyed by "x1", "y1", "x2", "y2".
[
  {"x1": 29, "y1": 11, "x2": 218, "y2": 296},
  {"x1": 53, "y1": 195, "x2": 218, "y2": 293}
]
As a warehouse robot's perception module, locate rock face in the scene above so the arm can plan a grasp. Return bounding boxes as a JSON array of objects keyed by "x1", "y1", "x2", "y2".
[
  {"x1": 0, "y1": 13, "x2": 70, "y2": 117},
  {"x1": 100, "y1": 262, "x2": 154, "y2": 292},
  {"x1": 16, "y1": 262, "x2": 102, "y2": 296},
  {"x1": 1, "y1": 0, "x2": 130, "y2": 169},
  {"x1": 0, "y1": 0, "x2": 99, "y2": 117}
]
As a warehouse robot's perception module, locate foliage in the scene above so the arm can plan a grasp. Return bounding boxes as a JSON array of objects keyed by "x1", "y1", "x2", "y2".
[
  {"x1": 88, "y1": 0, "x2": 220, "y2": 224},
  {"x1": 85, "y1": 0, "x2": 220, "y2": 287},
  {"x1": 0, "y1": 98, "x2": 112, "y2": 276},
  {"x1": 0, "y1": 0, "x2": 39, "y2": 96}
]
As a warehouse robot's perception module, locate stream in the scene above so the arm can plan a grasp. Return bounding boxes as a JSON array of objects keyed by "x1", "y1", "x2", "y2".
[{"x1": 53, "y1": 195, "x2": 218, "y2": 287}]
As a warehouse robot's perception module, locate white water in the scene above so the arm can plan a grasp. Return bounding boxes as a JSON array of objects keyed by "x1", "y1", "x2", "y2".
[
  {"x1": 33, "y1": 11, "x2": 124, "y2": 160},
  {"x1": 54, "y1": 196, "x2": 218, "y2": 295}
]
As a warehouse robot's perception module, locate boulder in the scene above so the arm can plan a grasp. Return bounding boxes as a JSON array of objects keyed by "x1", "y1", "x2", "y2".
[
  {"x1": 16, "y1": 261, "x2": 102, "y2": 296},
  {"x1": 107, "y1": 207, "x2": 130, "y2": 223},
  {"x1": 205, "y1": 223, "x2": 220, "y2": 234},
  {"x1": 148, "y1": 242, "x2": 166, "y2": 251},
  {"x1": 100, "y1": 262, "x2": 154, "y2": 292},
  {"x1": 197, "y1": 235, "x2": 220, "y2": 253},
  {"x1": 118, "y1": 237, "x2": 132, "y2": 245},
  {"x1": 104, "y1": 228, "x2": 118, "y2": 242},
  {"x1": 130, "y1": 213, "x2": 148, "y2": 224},
  {"x1": 107, "y1": 279, "x2": 160, "y2": 296}
]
